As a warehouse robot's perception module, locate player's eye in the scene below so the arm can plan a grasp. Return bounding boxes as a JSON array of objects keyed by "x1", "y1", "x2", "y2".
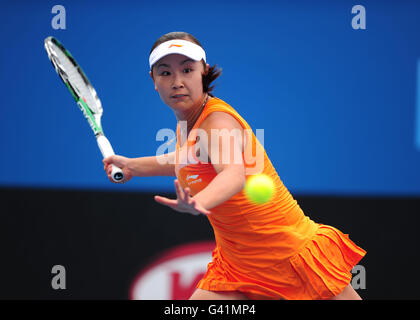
[
  {"x1": 160, "y1": 71, "x2": 170, "y2": 76},
  {"x1": 183, "y1": 68, "x2": 192, "y2": 73}
]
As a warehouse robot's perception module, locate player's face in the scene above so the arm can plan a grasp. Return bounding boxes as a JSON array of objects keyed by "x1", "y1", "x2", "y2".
[{"x1": 150, "y1": 54, "x2": 208, "y2": 112}]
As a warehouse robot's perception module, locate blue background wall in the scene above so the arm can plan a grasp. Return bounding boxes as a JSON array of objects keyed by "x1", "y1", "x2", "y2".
[{"x1": 1, "y1": 0, "x2": 419, "y2": 195}]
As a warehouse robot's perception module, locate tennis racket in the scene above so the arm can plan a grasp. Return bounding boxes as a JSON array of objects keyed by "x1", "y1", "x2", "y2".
[{"x1": 44, "y1": 36, "x2": 124, "y2": 182}]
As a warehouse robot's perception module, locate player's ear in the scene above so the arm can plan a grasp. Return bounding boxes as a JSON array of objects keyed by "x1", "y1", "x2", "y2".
[
  {"x1": 149, "y1": 71, "x2": 158, "y2": 91},
  {"x1": 204, "y1": 63, "x2": 210, "y2": 76}
]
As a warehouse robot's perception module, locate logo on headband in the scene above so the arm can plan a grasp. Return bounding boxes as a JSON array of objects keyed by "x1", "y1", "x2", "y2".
[{"x1": 169, "y1": 44, "x2": 183, "y2": 48}]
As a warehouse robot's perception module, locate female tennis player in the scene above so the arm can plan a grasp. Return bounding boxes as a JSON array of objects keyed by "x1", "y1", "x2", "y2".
[{"x1": 103, "y1": 32, "x2": 366, "y2": 300}]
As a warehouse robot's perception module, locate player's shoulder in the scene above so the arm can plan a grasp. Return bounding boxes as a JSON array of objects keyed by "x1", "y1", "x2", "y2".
[{"x1": 200, "y1": 111, "x2": 243, "y2": 132}]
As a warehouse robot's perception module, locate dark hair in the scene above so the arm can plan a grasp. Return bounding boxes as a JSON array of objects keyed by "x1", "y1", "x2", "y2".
[{"x1": 149, "y1": 31, "x2": 222, "y2": 96}]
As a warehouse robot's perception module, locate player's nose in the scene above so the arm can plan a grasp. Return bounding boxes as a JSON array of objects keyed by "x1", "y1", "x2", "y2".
[{"x1": 171, "y1": 73, "x2": 184, "y2": 89}]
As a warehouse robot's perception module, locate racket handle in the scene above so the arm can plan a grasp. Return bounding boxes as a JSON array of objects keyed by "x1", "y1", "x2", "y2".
[{"x1": 96, "y1": 135, "x2": 125, "y2": 182}]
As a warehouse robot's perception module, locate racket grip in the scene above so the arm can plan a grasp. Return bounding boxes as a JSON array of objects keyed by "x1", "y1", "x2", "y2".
[{"x1": 97, "y1": 135, "x2": 125, "y2": 182}]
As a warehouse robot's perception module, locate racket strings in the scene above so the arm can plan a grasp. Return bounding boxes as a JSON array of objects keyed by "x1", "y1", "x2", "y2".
[{"x1": 47, "y1": 41, "x2": 102, "y2": 116}]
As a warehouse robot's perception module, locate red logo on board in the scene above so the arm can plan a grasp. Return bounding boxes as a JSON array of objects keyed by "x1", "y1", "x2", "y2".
[{"x1": 129, "y1": 241, "x2": 215, "y2": 300}]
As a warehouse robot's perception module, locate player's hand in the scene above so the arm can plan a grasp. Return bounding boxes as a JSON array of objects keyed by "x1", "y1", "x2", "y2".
[
  {"x1": 154, "y1": 179, "x2": 211, "y2": 216},
  {"x1": 103, "y1": 155, "x2": 133, "y2": 183}
]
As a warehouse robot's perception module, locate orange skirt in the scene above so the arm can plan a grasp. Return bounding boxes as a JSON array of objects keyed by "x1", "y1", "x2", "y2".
[{"x1": 197, "y1": 224, "x2": 366, "y2": 300}]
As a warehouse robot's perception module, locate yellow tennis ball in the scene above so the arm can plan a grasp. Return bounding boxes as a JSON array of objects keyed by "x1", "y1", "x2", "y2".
[{"x1": 245, "y1": 174, "x2": 275, "y2": 204}]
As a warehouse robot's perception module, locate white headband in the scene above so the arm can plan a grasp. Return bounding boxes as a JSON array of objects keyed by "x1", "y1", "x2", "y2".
[{"x1": 149, "y1": 39, "x2": 206, "y2": 70}]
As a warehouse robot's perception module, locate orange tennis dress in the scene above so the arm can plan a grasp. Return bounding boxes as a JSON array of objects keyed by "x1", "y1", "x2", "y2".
[{"x1": 174, "y1": 97, "x2": 366, "y2": 300}]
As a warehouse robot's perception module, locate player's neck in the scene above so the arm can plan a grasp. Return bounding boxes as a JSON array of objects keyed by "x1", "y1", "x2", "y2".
[{"x1": 176, "y1": 93, "x2": 209, "y2": 135}]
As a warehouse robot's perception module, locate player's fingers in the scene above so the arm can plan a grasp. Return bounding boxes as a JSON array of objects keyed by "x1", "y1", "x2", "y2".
[
  {"x1": 154, "y1": 195, "x2": 177, "y2": 207},
  {"x1": 103, "y1": 156, "x2": 113, "y2": 165},
  {"x1": 190, "y1": 198, "x2": 211, "y2": 215},
  {"x1": 174, "y1": 180, "x2": 185, "y2": 201},
  {"x1": 178, "y1": 182, "x2": 189, "y2": 204},
  {"x1": 184, "y1": 187, "x2": 191, "y2": 202},
  {"x1": 200, "y1": 205, "x2": 211, "y2": 215},
  {"x1": 104, "y1": 155, "x2": 125, "y2": 167}
]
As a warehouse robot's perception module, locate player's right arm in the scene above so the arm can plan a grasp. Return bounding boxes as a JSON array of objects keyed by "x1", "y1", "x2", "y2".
[{"x1": 103, "y1": 152, "x2": 176, "y2": 182}]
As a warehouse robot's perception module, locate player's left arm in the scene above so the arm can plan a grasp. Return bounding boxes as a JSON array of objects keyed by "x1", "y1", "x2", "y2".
[{"x1": 192, "y1": 112, "x2": 246, "y2": 211}]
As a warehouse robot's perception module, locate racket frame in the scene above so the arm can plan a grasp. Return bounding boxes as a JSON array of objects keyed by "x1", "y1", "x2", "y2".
[{"x1": 44, "y1": 36, "x2": 124, "y2": 182}]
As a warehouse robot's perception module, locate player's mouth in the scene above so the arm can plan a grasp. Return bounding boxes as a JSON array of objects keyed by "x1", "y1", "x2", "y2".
[{"x1": 171, "y1": 94, "x2": 188, "y2": 100}]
